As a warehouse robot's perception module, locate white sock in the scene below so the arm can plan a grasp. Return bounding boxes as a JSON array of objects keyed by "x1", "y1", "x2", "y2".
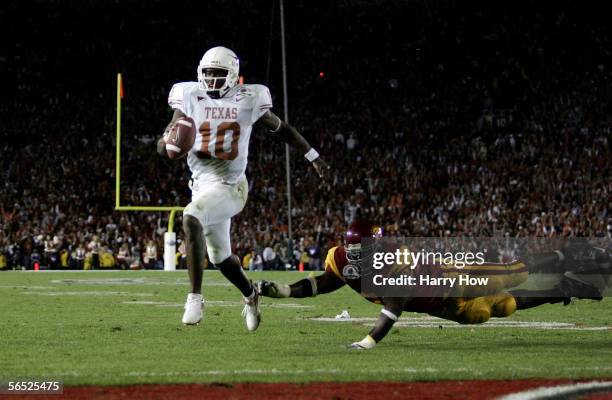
[
  {"x1": 188, "y1": 293, "x2": 203, "y2": 301},
  {"x1": 244, "y1": 288, "x2": 256, "y2": 301}
]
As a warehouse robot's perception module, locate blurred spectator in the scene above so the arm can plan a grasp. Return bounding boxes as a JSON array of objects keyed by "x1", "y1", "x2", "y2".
[
  {"x1": 59, "y1": 248, "x2": 70, "y2": 269},
  {"x1": 88, "y1": 236, "x2": 101, "y2": 270},
  {"x1": 44, "y1": 236, "x2": 60, "y2": 269},
  {"x1": 117, "y1": 243, "x2": 130, "y2": 270},
  {"x1": 73, "y1": 243, "x2": 86, "y2": 270},
  {"x1": 263, "y1": 246, "x2": 276, "y2": 270},
  {"x1": 308, "y1": 243, "x2": 322, "y2": 271},
  {"x1": 249, "y1": 250, "x2": 264, "y2": 272},
  {"x1": 130, "y1": 244, "x2": 142, "y2": 270},
  {"x1": 299, "y1": 249, "x2": 310, "y2": 271},
  {"x1": 178, "y1": 240, "x2": 187, "y2": 269},
  {"x1": 346, "y1": 134, "x2": 357, "y2": 152},
  {"x1": 242, "y1": 251, "x2": 252, "y2": 270},
  {"x1": 100, "y1": 246, "x2": 116, "y2": 268},
  {"x1": 143, "y1": 240, "x2": 158, "y2": 270}
]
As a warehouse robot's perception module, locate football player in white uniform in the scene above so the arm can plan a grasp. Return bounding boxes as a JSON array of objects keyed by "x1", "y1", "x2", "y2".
[{"x1": 157, "y1": 46, "x2": 328, "y2": 331}]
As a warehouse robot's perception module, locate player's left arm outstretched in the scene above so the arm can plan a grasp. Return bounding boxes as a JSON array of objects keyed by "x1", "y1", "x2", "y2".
[
  {"x1": 254, "y1": 111, "x2": 330, "y2": 178},
  {"x1": 258, "y1": 275, "x2": 406, "y2": 350},
  {"x1": 258, "y1": 271, "x2": 345, "y2": 299}
]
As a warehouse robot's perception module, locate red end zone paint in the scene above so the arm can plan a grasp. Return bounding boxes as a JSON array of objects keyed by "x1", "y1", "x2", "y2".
[{"x1": 13, "y1": 379, "x2": 612, "y2": 400}]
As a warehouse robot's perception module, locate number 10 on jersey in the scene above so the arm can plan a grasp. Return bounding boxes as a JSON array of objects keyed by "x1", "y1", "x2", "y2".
[{"x1": 197, "y1": 121, "x2": 241, "y2": 160}]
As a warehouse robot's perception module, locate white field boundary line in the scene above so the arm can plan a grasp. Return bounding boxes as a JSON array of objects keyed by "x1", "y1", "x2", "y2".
[
  {"x1": 15, "y1": 290, "x2": 311, "y2": 307},
  {"x1": 9, "y1": 270, "x2": 176, "y2": 273},
  {"x1": 121, "y1": 300, "x2": 312, "y2": 309},
  {"x1": 0, "y1": 285, "x2": 56, "y2": 289},
  {"x1": 496, "y1": 380, "x2": 612, "y2": 400},
  {"x1": 22, "y1": 291, "x2": 154, "y2": 297},
  {"x1": 7, "y1": 270, "x2": 217, "y2": 273},
  {"x1": 47, "y1": 365, "x2": 612, "y2": 379},
  {"x1": 310, "y1": 317, "x2": 611, "y2": 331},
  {"x1": 49, "y1": 278, "x2": 231, "y2": 286}
]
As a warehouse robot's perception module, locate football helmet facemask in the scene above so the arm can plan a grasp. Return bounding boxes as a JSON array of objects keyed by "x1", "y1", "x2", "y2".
[{"x1": 197, "y1": 46, "x2": 239, "y2": 99}]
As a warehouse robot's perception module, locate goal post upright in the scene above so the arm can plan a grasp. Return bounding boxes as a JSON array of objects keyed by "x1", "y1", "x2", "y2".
[
  {"x1": 116, "y1": 73, "x2": 122, "y2": 210},
  {"x1": 114, "y1": 73, "x2": 184, "y2": 271},
  {"x1": 280, "y1": 0, "x2": 294, "y2": 266}
]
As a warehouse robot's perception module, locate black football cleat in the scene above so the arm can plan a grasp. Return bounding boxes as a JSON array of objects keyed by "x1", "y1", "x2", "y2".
[
  {"x1": 560, "y1": 242, "x2": 610, "y2": 274},
  {"x1": 557, "y1": 274, "x2": 603, "y2": 306}
]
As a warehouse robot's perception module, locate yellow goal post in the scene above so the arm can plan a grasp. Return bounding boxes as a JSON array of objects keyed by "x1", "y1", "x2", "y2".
[{"x1": 114, "y1": 73, "x2": 184, "y2": 270}]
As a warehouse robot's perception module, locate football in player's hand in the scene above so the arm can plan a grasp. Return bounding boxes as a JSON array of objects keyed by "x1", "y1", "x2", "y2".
[{"x1": 164, "y1": 117, "x2": 196, "y2": 159}]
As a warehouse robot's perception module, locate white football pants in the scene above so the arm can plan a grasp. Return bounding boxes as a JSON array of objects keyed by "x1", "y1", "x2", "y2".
[{"x1": 183, "y1": 176, "x2": 248, "y2": 264}]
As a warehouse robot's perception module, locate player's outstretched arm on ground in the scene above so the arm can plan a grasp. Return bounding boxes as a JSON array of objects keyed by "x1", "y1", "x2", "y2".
[
  {"x1": 157, "y1": 109, "x2": 187, "y2": 156},
  {"x1": 350, "y1": 298, "x2": 405, "y2": 350},
  {"x1": 255, "y1": 110, "x2": 330, "y2": 178},
  {"x1": 257, "y1": 271, "x2": 346, "y2": 299}
]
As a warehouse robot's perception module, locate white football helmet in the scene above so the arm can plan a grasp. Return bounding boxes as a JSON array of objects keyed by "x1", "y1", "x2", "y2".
[{"x1": 197, "y1": 46, "x2": 239, "y2": 98}]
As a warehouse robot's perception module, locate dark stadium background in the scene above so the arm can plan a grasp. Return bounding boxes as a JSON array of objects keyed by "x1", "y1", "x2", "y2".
[{"x1": 1, "y1": 0, "x2": 610, "y2": 271}]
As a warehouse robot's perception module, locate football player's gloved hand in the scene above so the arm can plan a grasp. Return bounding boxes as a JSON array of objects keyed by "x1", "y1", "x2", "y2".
[
  {"x1": 162, "y1": 127, "x2": 171, "y2": 141},
  {"x1": 312, "y1": 158, "x2": 330, "y2": 178},
  {"x1": 158, "y1": 124, "x2": 176, "y2": 156},
  {"x1": 162, "y1": 121, "x2": 179, "y2": 142},
  {"x1": 257, "y1": 280, "x2": 291, "y2": 298},
  {"x1": 348, "y1": 335, "x2": 376, "y2": 350}
]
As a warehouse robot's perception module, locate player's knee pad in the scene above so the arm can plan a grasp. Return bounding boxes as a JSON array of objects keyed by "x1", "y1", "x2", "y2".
[
  {"x1": 183, "y1": 202, "x2": 207, "y2": 227},
  {"x1": 459, "y1": 298, "x2": 491, "y2": 324},
  {"x1": 463, "y1": 307, "x2": 490, "y2": 324},
  {"x1": 490, "y1": 294, "x2": 517, "y2": 318},
  {"x1": 201, "y1": 219, "x2": 232, "y2": 265},
  {"x1": 461, "y1": 308, "x2": 490, "y2": 324},
  {"x1": 208, "y1": 248, "x2": 232, "y2": 265}
]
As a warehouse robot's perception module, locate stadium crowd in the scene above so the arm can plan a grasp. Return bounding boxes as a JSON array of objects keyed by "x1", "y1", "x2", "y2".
[{"x1": 1, "y1": 0, "x2": 610, "y2": 270}]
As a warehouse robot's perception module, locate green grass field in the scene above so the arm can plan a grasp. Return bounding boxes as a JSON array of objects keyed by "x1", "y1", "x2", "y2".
[{"x1": 1, "y1": 270, "x2": 610, "y2": 386}]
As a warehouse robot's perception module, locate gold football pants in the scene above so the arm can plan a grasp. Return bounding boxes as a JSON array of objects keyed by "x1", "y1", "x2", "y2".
[{"x1": 430, "y1": 261, "x2": 527, "y2": 324}]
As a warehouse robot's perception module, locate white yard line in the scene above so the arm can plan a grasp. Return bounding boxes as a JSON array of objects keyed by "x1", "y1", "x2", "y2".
[
  {"x1": 50, "y1": 278, "x2": 230, "y2": 286},
  {"x1": 310, "y1": 317, "x2": 610, "y2": 331},
  {"x1": 497, "y1": 381, "x2": 612, "y2": 400},
  {"x1": 0, "y1": 285, "x2": 56, "y2": 289},
  {"x1": 121, "y1": 300, "x2": 312, "y2": 309},
  {"x1": 22, "y1": 291, "x2": 154, "y2": 296}
]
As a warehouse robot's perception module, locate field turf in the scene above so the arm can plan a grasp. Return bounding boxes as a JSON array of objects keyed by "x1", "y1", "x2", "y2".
[{"x1": 0, "y1": 270, "x2": 610, "y2": 386}]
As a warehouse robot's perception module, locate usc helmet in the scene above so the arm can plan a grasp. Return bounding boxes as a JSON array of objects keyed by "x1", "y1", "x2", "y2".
[
  {"x1": 343, "y1": 218, "x2": 383, "y2": 279},
  {"x1": 197, "y1": 46, "x2": 239, "y2": 98}
]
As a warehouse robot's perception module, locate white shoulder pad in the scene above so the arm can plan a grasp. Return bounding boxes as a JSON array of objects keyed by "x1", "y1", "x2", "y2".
[
  {"x1": 168, "y1": 82, "x2": 199, "y2": 115},
  {"x1": 246, "y1": 84, "x2": 273, "y2": 123}
]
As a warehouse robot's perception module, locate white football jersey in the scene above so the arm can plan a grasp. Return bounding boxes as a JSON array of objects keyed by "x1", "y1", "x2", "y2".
[{"x1": 168, "y1": 82, "x2": 273, "y2": 185}]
